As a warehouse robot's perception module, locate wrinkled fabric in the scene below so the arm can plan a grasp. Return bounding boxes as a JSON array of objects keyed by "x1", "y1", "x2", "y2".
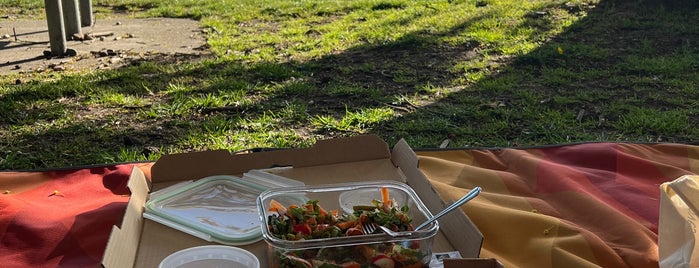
[
  {"x1": 416, "y1": 142, "x2": 699, "y2": 268},
  {"x1": 1, "y1": 142, "x2": 696, "y2": 267},
  {"x1": 0, "y1": 164, "x2": 151, "y2": 268}
]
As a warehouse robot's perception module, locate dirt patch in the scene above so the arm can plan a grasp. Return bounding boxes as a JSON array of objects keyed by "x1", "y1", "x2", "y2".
[{"x1": 0, "y1": 16, "x2": 211, "y2": 74}]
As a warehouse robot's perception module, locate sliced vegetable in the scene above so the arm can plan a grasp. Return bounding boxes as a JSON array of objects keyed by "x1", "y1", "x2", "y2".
[
  {"x1": 270, "y1": 199, "x2": 287, "y2": 214},
  {"x1": 345, "y1": 227, "x2": 363, "y2": 236},
  {"x1": 293, "y1": 224, "x2": 312, "y2": 235},
  {"x1": 381, "y1": 187, "x2": 393, "y2": 211},
  {"x1": 341, "y1": 261, "x2": 361, "y2": 268},
  {"x1": 372, "y1": 254, "x2": 396, "y2": 268},
  {"x1": 336, "y1": 220, "x2": 356, "y2": 230}
]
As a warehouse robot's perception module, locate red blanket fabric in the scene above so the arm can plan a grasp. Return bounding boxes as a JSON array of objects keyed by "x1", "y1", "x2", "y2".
[
  {"x1": 0, "y1": 164, "x2": 151, "y2": 268},
  {"x1": 0, "y1": 143, "x2": 696, "y2": 267}
]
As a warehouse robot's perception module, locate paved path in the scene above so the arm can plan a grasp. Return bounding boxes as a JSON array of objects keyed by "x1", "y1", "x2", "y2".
[{"x1": 0, "y1": 16, "x2": 208, "y2": 73}]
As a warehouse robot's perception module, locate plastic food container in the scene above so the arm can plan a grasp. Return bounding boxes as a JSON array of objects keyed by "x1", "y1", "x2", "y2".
[
  {"x1": 257, "y1": 180, "x2": 439, "y2": 268},
  {"x1": 158, "y1": 245, "x2": 260, "y2": 268}
]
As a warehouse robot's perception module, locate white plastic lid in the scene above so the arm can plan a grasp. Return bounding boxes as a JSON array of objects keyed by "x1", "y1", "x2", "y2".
[
  {"x1": 145, "y1": 175, "x2": 266, "y2": 245},
  {"x1": 159, "y1": 245, "x2": 259, "y2": 268}
]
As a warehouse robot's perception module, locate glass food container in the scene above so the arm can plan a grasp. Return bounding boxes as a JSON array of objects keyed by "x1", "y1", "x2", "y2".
[{"x1": 257, "y1": 180, "x2": 439, "y2": 268}]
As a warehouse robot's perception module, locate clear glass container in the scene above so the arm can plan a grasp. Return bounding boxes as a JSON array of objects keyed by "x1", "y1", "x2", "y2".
[{"x1": 257, "y1": 180, "x2": 438, "y2": 268}]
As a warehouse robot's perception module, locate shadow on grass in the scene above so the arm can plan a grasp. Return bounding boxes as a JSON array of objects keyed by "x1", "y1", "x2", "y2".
[{"x1": 2, "y1": 0, "x2": 698, "y2": 170}]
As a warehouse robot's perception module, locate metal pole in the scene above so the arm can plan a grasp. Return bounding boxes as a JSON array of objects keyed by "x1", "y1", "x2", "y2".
[
  {"x1": 44, "y1": 0, "x2": 67, "y2": 56},
  {"x1": 79, "y1": 0, "x2": 93, "y2": 27},
  {"x1": 61, "y1": 0, "x2": 81, "y2": 39}
]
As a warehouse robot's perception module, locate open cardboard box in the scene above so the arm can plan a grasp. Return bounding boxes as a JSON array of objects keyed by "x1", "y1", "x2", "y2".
[{"x1": 102, "y1": 135, "x2": 494, "y2": 267}]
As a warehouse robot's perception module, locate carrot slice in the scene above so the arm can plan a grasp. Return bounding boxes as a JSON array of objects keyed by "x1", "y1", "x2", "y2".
[
  {"x1": 316, "y1": 206, "x2": 328, "y2": 224},
  {"x1": 381, "y1": 187, "x2": 390, "y2": 204},
  {"x1": 337, "y1": 221, "x2": 356, "y2": 230},
  {"x1": 269, "y1": 199, "x2": 286, "y2": 214},
  {"x1": 304, "y1": 203, "x2": 315, "y2": 212},
  {"x1": 381, "y1": 187, "x2": 393, "y2": 210}
]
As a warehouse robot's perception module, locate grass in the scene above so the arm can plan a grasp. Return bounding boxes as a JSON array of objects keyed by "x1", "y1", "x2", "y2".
[{"x1": 1, "y1": 0, "x2": 699, "y2": 170}]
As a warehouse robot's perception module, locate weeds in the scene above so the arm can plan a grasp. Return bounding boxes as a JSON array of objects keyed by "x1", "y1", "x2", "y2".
[{"x1": 1, "y1": 0, "x2": 698, "y2": 170}]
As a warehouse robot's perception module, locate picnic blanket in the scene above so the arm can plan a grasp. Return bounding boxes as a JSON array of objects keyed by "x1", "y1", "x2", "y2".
[{"x1": 1, "y1": 142, "x2": 697, "y2": 267}]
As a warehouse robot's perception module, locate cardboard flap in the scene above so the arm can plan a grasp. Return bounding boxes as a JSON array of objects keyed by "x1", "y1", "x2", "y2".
[
  {"x1": 150, "y1": 150, "x2": 235, "y2": 183},
  {"x1": 151, "y1": 135, "x2": 391, "y2": 182},
  {"x1": 102, "y1": 167, "x2": 149, "y2": 268},
  {"x1": 392, "y1": 139, "x2": 483, "y2": 258}
]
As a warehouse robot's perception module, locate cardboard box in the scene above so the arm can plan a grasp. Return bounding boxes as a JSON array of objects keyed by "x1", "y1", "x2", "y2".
[
  {"x1": 445, "y1": 258, "x2": 505, "y2": 268},
  {"x1": 102, "y1": 135, "x2": 484, "y2": 267}
]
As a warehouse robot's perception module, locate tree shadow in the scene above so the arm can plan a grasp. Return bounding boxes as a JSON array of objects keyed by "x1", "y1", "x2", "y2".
[{"x1": 2, "y1": 0, "x2": 698, "y2": 169}]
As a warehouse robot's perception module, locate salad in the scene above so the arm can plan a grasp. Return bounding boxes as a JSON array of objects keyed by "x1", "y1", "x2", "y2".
[{"x1": 266, "y1": 187, "x2": 427, "y2": 268}]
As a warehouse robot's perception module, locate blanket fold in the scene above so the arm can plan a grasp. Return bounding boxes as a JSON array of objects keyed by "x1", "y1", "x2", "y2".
[{"x1": 416, "y1": 142, "x2": 698, "y2": 267}]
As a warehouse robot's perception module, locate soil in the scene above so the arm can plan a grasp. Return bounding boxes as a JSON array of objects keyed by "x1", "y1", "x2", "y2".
[{"x1": 0, "y1": 16, "x2": 211, "y2": 74}]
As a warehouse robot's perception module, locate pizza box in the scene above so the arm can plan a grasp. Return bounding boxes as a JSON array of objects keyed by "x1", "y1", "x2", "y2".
[{"x1": 101, "y1": 135, "x2": 489, "y2": 267}]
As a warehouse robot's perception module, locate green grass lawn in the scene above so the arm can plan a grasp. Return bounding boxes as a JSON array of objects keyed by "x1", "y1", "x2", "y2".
[{"x1": 1, "y1": 0, "x2": 698, "y2": 170}]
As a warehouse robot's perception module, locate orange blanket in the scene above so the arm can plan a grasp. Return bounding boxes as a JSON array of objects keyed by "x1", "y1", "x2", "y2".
[{"x1": 1, "y1": 143, "x2": 697, "y2": 267}]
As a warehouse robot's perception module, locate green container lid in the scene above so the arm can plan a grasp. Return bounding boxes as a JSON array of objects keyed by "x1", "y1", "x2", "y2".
[{"x1": 144, "y1": 175, "x2": 270, "y2": 245}]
